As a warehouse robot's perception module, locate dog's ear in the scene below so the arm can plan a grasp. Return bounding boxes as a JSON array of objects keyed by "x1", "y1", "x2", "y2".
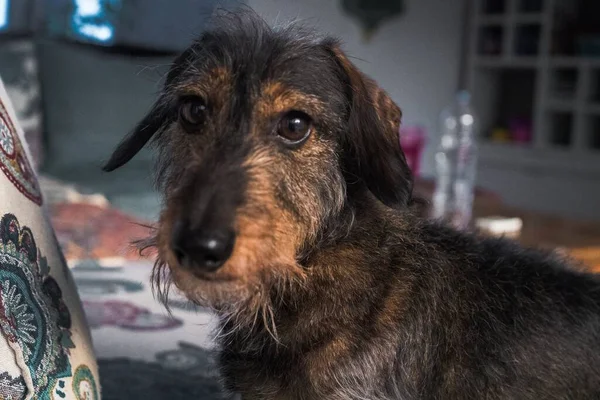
[
  {"x1": 102, "y1": 48, "x2": 195, "y2": 172},
  {"x1": 326, "y1": 43, "x2": 413, "y2": 208},
  {"x1": 101, "y1": 96, "x2": 172, "y2": 172}
]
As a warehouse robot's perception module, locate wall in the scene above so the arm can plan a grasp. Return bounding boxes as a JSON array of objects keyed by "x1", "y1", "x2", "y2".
[
  {"x1": 477, "y1": 163, "x2": 600, "y2": 220},
  {"x1": 38, "y1": 39, "x2": 170, "y2": 171},
  {"x1": 2, "y1": 1, "x2": 464, "y2": 217},
  {"x1": 35, "y1": 39, "x2": 172, "y2": 218},
  {"x1": 247, "y1": 0, "x2": 466, "y2": 176},
  {"x1": 9, "y1": 1, "x2": 594, "y2": 220},
  {"x1": 37, "y1": 0, "x2": 465, "y2": 178},
  {"x1": 246, "y1": 0, "x2": 599, "y2": 221}
]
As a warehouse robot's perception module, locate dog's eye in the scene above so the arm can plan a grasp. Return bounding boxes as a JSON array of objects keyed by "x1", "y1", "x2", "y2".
[
  {"x1": 277, "y1": 111, "x2": 312, "y2": 146},
  {"x1": 179, "y1": 97, "x2": 207, "y2": 131}
]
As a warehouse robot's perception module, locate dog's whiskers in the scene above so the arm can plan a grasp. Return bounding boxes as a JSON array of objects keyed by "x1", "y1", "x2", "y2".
[
  {"x1": 151, "y1": 257, "x2": 174, "y2": 312},
  {"x1": 261, "y1": 298, "x2": 281, "y2": 346}
]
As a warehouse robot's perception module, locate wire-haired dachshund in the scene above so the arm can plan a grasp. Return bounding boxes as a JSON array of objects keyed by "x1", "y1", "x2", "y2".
[{"x1": 103, "y1": 10, "x2": 600, "y2": 400}]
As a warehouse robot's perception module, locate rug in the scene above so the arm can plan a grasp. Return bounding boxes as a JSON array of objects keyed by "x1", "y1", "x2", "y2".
[
  {"x1": 50, "y1": 202, "x2": 156, "y2": 266},
  {"x1": 41, "y1": 177, "x2": 235, "y2": 399},
  {"x1": 70, "y1": 261, "x2": 237, "y2": 400},
  {"x1": 45, "y1": 176, "x2": 600, "y2": 399}
]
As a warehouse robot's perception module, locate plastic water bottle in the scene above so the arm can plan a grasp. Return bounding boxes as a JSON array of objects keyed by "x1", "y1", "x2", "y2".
[{"x1": 431, "y1": 91, "x2": 478, "y2": 230}]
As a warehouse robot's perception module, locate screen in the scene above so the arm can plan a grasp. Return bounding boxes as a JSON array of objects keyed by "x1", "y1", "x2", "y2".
[
  {"x1": 0, "y1": 0, "x2": 9, "y2": 31},
  {"x1": 71, "y1": 0, "x2": 118, "y2": 44}
]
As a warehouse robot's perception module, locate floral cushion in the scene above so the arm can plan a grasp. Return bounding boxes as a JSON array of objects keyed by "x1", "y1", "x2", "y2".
[{"x1": 0, "y1": 78, "x2": 100, "y2": 400}]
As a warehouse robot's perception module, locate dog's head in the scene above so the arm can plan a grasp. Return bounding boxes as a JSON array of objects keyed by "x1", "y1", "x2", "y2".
[{"x1": 104, "y1": 12, "x2": 412, "y2": 314}]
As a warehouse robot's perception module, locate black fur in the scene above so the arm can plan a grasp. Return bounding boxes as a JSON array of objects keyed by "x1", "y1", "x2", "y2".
[{"x1": 104, "y1": 10, "x2": 600, "y2": 400}]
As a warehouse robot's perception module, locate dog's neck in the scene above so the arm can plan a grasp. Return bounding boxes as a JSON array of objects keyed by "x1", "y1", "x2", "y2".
[
  {"x1": 217, "y1": 196, "x2": 416, "y2": 398},
  {"x1": 219, "y1": 192, "x2": 414, "y2": 352},
  {"x1": 300, "y1": 189, "x2": 407, "y2": 257}
]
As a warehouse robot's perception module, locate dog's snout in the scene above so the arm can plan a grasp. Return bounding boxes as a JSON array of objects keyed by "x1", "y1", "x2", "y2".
[{"x1": 172, "y1": 221, "x2": 235, "y2": 272}]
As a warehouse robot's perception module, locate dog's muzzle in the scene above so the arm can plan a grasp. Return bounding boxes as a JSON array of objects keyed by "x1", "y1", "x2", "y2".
[
  {"x1": 171, "y1": 219, "x2": 236, "y2": 272},
  {"x1": 168, "y1": 158, "x2": 246, "y2": 273}
]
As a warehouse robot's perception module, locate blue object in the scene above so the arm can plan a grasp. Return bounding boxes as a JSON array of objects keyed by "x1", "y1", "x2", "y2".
[
  {"x1": 70, "y1": 0, "x2": 118, "y2": 44},
  {"x1": 0, "y1": 0, "x2": 9, "y2": 32},
  {"x1": 46, "y1": 0, "x2": 240, "y2": 52}
]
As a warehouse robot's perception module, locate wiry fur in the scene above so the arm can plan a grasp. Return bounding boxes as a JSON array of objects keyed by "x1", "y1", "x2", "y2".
[{"x1": 105, "y1": 10, "x2": 600, "y2": 400}]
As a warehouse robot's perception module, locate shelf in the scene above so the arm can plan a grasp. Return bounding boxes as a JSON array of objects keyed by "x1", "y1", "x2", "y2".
[
  {"x1": 548, "y1": 58, "x2": 600, "y2": 68},
  {"x1": 477, "y1": 25, "x2": 504, "y2": 56},
  {"x1": 480, "y1": 0, "x2": 506, "y2": 15},
  {"x1": 480, "y1": 140, "x2": 533, "y2": 150},
  {"x1": 550, "y1": 67, "x2": 578, "y2": 99},
  {"x1": 479, "y1": 0, "x2": 544, "y2": 16},
  {"x1": 518, "y1": 0, "x2": 543, "y2": 13},
  {"x1": 515, "y1": 24, "x2": 541, "y2": 56},
  {"x1": 473, "y1": 56, "x2": 539, "y2": 68},
  {"x1": 478, "y1": 15, "x2": 506, "y2": 25},
  {"x1": 470, "y1": 0, "x2": 600, "y2": 169},
  {"x1": 474, "y1": 68, "x2": 536, "y2": 145},
  {"x1": 590, "y1": 69, "x2": 600, "y2": 103},
  {"x1": 586, "y1": 115, "x2": 600, "y2": 150},
  {"x1": 478, "y1": 14, "x2": 543, "y2": 26},
  {"x1": 478, "y1": 142, "x2": 600, "y2": 175},
  {"x1": 546, "y1": 99, "x2": 575, "y2": 112},
  {"x1": 548, "y1": 112, "x2": 574, "y2": 147},
  {"x1": 514, "y1": 14, "x2": 544, "y2": 24},
  {"x1": 585, "y1": 104, "x2": 600, "y2": 115}
]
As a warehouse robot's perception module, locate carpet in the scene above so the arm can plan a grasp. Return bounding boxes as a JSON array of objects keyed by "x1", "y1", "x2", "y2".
[
  {"x1": 45, "y1": 178, "x2": 600, "y2": 400},
  {"x1": 42, "y1": 179, "x2": 235, "y2": 399},
  {"x1": 70, "y1": 261, "x2": 236, "y2": 399},
  {"x1": 50, "y1": 202, "x2": 156, "y2": 266}
]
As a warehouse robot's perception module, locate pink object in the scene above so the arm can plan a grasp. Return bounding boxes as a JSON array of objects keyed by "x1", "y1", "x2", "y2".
[
  {"x1": 82, "y1": 300, "x2": 183, "y2": 331},
  {"x1": 399, "y1": 126, "x2": 427, "y2": 176},
  {"x1": 509, "y1": 118, "x2": 532, "y2": 144}
]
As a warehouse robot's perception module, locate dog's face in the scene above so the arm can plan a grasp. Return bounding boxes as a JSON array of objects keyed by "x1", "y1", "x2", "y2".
[{"x1": 104, "y1": 14, "x2": 412, "y2": 313}]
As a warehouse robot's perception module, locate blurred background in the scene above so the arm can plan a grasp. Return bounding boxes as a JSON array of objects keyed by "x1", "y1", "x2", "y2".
[
  {"x1": 2, "y1": 2, "x2": 600, "y2": 398},
  {"x1": 1, "y1": 0, "x2": 600, "y2": 222}
]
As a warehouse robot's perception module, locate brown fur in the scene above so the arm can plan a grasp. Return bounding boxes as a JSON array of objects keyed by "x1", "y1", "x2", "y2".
[{"x1": 104, "y1": 12, "x2": 600, "y2": 400}]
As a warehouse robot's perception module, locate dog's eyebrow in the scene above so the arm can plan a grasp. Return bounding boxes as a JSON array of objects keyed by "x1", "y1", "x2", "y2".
[
  {"x1": 170, "y1": 66, "x2": 232, "y2": 98},
  {"x1": 173, "y1": 86, "x2": 207, "y2": 99},
  {"x1": 263, "y1": 81, "x2": 285, "y2": 97},
  {"x1": 259, "y1": 81, "x2": 325, "y2": 113}
]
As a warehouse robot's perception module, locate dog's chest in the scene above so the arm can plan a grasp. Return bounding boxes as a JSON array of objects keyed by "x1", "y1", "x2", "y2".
[
  {"x1": 221, "y1": 351, "x2": 395, "y2": 400},
  {"x1": 222, "y1": 361, "x2": 316, "y2": 399}
]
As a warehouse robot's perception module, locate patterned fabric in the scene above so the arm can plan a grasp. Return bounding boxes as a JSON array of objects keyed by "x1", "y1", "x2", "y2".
[
  {"x1": 0, "y1": 78, "x2": 99, "y2": 399},
  {"x1": 71, "y1": 365, "x2": 98, "y2": 400},
  {"x1": 0, "y1": 214, "x2": 74, "y2": 399},
  {"x1": 0, "y1": 371, "x2": 26, "y2": 400},
  {"x1": 0, "y1": 71, "x2": 231, "y2": 398},
  {"x1": 71, "y1": 261, "x2": 237, "y2": 399},
  {"x1": 0, "y1": 98, "x2": 42, "y2": 205}
]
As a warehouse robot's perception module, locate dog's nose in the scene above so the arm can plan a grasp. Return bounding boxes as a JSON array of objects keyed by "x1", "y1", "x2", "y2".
[{"x1": 171, "y1": 221, "x2": 235, "y2": 272}]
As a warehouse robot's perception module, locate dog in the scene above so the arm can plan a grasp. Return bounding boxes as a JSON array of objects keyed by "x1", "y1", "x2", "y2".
[{"x1": 103, "y1": 11, "x2": 600, "y2": 400}]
